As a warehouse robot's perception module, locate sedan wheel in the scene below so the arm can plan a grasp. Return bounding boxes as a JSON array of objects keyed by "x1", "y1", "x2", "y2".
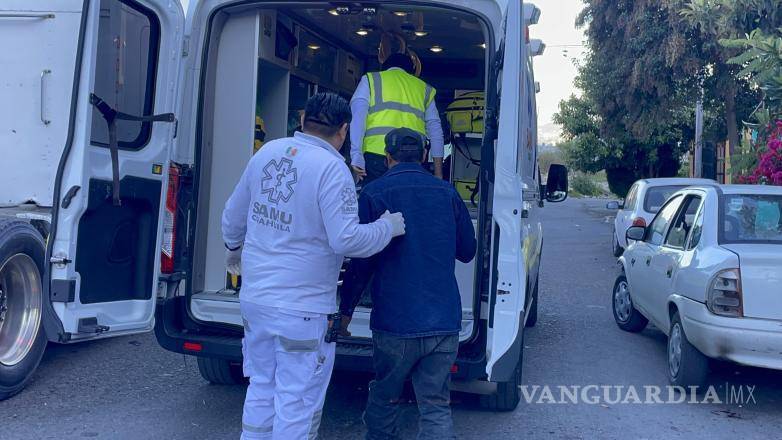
[
  {"x1": 613, "y1": 279, "x2": 632, "y2": 323},
  {"x1": 668, "y1": 322, "x2": 683, "y2": 379},
  {"x1": 611, "y1": 274, "x2": 648, "y2": 332},
  {"x1": 667, "y1": 312, "x2": 709, "y2": 388},
  {"x1": 612, "y1": 229, "x2": 624, "y2": 257}
]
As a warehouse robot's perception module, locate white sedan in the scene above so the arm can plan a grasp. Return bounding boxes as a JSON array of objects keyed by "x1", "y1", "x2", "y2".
[
  {"x1": 607, "y1": 178, "x2": 714, "y2": 256},
  {"x1": 612, "y1": 184, "x2": 782, "y2": 387}
]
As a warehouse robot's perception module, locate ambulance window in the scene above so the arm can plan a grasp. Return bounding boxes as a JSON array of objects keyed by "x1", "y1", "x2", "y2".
[{"x1": 90, "y1": 0, "x2": 160, "y2": 150}]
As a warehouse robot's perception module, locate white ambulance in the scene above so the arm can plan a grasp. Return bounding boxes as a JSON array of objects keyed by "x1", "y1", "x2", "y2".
[{"x1": 0, "y1": 0, "x2": 567, "y2": 410}]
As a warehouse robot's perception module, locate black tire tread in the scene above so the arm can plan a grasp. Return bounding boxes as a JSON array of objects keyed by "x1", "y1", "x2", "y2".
[
  {"x1": 612, "y1": 274, "x2": 648, "y2": 333},
  {"x1": 197, "y1": 357, "x2": 244, "y2": 385},
  {"x1": 668, "y1": 312, "x2": 710, "y2": 388},
  {"x1": 0, "y1": 217, "x2": 47, "y2": 401},
  {"x1": 525, "y1": 280, "x2": 538, "y2": 328}
]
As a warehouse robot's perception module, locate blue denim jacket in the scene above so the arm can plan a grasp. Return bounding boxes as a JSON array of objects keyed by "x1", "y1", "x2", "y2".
[{"x1": 340, "y1": 163, "x2": 477, "y2": 337}]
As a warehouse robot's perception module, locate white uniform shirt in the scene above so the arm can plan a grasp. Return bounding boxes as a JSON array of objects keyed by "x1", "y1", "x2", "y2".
[
  {"x1": 222, "y1": 132, "x2": 393, "y2": 314},
  {"x1": 349, "y1": 67, "x2": 445, "y2": 169}
]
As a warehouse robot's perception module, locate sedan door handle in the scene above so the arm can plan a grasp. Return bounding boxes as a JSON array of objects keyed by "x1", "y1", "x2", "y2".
[
  {"x1": 630, "y1": 258, "x2": 636, "y2": 266},
  {"x1": 645, "y1": 257, "x2": 651, "y2": 266},
  {"x1": 666, "y1": 267, "x2": 673, "y2": 278}
]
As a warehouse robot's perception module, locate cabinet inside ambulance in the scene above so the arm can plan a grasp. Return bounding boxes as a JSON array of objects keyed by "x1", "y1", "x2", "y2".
[{"x1": 182, "y1": 4, "x2": 491, "y2": 344}]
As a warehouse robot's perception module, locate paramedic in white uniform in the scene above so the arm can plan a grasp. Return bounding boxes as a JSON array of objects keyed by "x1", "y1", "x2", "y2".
[{"x1": 222, "y1": 93, "x2": 406, "y2": 439}]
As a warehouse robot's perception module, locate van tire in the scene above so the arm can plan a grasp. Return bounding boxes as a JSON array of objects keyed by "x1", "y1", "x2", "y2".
[
  {"x1": 197, "y1": 357, "x2": 245, "y2": 385},
  {"x1": 0, "y1": 218, "x2": 48, "y2": 401},
  {"x1": 525, "y1": 279, "x2": 538, "y2": 328},
  {"x1": 480, "y1": 332, "x2": 523, "y2": 412}
]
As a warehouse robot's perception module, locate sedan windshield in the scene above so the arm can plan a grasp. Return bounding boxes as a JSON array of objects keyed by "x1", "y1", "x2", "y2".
[
  {"x1": 722, "y1": 194, "x2": 782, "y2": 243},
  {"x1": 643, "y1": 185, "x2": 687, "y2": 213}
]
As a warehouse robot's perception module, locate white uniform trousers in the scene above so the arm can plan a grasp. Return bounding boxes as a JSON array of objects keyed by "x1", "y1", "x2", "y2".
[{"x1": 240, "y1": 302, "x2": 335, "y2": 440}]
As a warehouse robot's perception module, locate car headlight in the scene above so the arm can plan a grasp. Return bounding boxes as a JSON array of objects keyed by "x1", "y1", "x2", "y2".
[{"x1": 706, "y1": 268, "x2": 743, "y2": 317}]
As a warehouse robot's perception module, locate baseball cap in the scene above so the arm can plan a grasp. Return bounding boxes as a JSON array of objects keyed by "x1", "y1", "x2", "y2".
[{"x1": 384, "y1": 127, "x2": 425, "y2": 156}]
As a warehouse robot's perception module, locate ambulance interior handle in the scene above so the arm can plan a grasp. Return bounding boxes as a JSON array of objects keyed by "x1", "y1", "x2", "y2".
[{"x1": 41, "y1": 69, "x2": 51, "y2": 126}]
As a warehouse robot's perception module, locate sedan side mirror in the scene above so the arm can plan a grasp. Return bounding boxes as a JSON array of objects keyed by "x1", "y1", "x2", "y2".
[
  {"x1": 626, "y1": 225, "x2": 646, "y2": 242},
  {"x1": 606, "y1": 201, "x2": 621, "y2": 210},
  {"x1": 545, "y1": 164, "x2": 568, "y2": 203}
]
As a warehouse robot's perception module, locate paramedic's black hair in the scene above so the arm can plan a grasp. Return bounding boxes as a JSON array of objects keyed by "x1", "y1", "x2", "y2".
[
  {"x1": 382, "y1": 53, "x2": 415, "y2": 74},
  {"x1": 385, "y1": 127, "x2": 427, "y2": 163},
  {"x1": 303, "y1": 92, "x2": 352, "y2": 138}
]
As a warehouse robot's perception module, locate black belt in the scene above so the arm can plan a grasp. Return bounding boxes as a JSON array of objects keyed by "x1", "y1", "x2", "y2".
[{"x1": 89, "y1": 93, "x2": 176, "y2": 206}]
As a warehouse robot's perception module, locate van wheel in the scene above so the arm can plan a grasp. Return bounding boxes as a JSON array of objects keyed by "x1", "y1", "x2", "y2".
[
  {"x1": 668, "y1": 312, "x2": 709, "y2": 389},
  {"x1": 480, "y1": 358, "x2": 522, "y2": 411},
  {"x1": 525, "y1": 279, "x2": 538, "y2": 328},
  {"x1": 612, "y1": 274, "x2": 647, "y2": 332},
  {"x1": 0, "y1": 218, "x2": 47, "y2": 400},
  {"x1": 480, "y1": 331, "x2": 523, "y2": 412},
  {"x1": 197, "y1": 356, "x2": 245, "y2": 385}
]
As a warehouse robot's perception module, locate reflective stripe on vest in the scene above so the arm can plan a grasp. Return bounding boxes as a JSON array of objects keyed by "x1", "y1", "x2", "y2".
[{"x1": 362, "y1": 70, "x2": 436, "y2": 156}]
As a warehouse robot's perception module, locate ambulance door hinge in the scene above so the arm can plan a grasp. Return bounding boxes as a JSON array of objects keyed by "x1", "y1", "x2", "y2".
[{"x1": 182, "y1": 36, "x2": 190, "y2": 57}]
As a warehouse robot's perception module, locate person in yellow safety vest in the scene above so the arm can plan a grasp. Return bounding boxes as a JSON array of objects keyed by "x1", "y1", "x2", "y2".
[{"x1": 349, "y1": 53, "x2": 445, "y2": 185}]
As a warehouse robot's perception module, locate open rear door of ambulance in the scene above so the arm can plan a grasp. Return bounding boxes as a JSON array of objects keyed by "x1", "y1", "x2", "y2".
[
  {"x1": 46, "y1": 0, "x2": 184, "y2": 342},
  {"x1": 485, "y1": 0, "x2": 529, "y2": 383}
]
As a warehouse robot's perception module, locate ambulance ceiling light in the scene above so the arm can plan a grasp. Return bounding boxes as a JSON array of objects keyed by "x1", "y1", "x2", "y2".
[
  {"x1": 394, "y1": 11, "x2": 407, "y2": 17},
  {"x1": 429, "y1": 45, "x2": 443, "y2": 53},
  {"x1": 414, "y1": 30, "x2": 428, "y2": 37}
]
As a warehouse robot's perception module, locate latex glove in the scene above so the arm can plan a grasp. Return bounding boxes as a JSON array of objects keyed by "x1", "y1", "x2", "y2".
[
  {"x1": 380, "y1": 210, "x2": 406, "y2": 237},
  {"x1": 225, "y1": 247, "x2": 242, "y2": 275}
]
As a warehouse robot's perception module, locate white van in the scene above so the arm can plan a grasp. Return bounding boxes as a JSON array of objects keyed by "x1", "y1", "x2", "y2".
[{"x1": 0, "y1": 0, "x2": 567, "y2": 409}]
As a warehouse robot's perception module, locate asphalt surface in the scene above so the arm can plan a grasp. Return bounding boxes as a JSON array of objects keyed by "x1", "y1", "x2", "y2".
[{"x1": 2, "y1": 198, "x2": 781, "y2": 439}]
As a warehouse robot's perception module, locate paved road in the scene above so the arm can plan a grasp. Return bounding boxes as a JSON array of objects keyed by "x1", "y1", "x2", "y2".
[{"x1": 2, "y1": 198, "x2": 781, "y2": 439}]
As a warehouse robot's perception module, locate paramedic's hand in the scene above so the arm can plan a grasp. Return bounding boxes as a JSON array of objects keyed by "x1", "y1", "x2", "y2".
[
  {"x1": 225, "y1": 247, "x2": 242, "y2": 275},
  {"x1": 351, "y1": 165, "x2": 367, "y2": 182},
  {"x1": 339, "y1": 314, "x2": 352, "y2": 337},
  {"x1": 380, "y1": 210, "x2": 406, "y2": 237}
]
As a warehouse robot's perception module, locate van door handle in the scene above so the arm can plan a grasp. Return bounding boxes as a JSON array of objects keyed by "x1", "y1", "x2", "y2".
[
  {"x1": 630, "y1": 258, "x2": 636, "y2": 266},
  {"x1": 645, "y1": 257, "x2": 651, "y2": 266},
  {"x1": 41, "y1": 69, "x2": 51, "y2": 125},
  {"x1": 0, "y1": 13, "x2": 55, "y2": 19},
  {"x1": 666, "y1": 267, "x2": 673, "y2": 278}
]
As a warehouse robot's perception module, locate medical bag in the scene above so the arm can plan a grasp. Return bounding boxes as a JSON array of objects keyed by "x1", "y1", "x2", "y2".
[{"x1": 445, "y1": 91, "x2": 485, "y2": 134}]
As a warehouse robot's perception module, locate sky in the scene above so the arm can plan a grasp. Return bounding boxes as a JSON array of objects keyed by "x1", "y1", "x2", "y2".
[{"x1": 528, "y1": 0, "x2": 587, "y2": 137}]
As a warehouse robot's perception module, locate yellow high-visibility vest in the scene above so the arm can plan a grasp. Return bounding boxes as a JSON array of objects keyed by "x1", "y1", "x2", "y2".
[{"x1": 362, "y1": 69, "x2": 436, "y2": 156}]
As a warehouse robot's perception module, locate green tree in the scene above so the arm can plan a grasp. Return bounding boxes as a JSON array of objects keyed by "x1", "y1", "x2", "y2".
[
  {"x1": 556, "y1": 0, "x2": 697, "y2": 195},
  {"x1": 681, "y1": 0, "x2": 782, "y2": 153}
]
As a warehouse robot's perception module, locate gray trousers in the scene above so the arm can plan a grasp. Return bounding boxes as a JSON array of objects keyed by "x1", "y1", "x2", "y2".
[{"x1": 364, "y1": 332, "x2": 459, "y2": 440}]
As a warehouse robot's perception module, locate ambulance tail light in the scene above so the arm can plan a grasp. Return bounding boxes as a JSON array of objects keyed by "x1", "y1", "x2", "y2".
[
  {"x1": 183, "y1": 341, "x2": 202, "y2": 352},
  {"x1": 161, "y1": 164, "x2": 180, "y2": 274}
]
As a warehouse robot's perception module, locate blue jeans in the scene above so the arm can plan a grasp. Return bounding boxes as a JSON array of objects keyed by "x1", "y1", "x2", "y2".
[{"x1": 364, "y1": 332, "x2": 459, "y2": 440}]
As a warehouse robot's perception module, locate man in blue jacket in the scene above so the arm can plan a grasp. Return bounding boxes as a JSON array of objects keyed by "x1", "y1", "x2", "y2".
[{"x1": 340, "y1": 128, "x2": 477, "y2": 440}]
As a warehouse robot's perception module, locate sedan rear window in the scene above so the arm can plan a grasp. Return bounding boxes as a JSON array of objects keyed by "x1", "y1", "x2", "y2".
[
  {"x1": 643, "y1": 186, "x2": 687, "y2": 213},
  {"x1": 722, "y1": 195, "x2": 782, "y2": 243}
]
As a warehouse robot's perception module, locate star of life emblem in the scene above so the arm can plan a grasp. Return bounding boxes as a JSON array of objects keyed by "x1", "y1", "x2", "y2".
[{"x1": 261, "y1": 158, "x2": 298, "y2": 204}]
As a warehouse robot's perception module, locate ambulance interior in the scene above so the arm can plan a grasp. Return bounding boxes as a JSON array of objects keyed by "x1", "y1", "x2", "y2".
[{"x1": 188, "y1": 4, "x2": 490, "y2": 342}]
